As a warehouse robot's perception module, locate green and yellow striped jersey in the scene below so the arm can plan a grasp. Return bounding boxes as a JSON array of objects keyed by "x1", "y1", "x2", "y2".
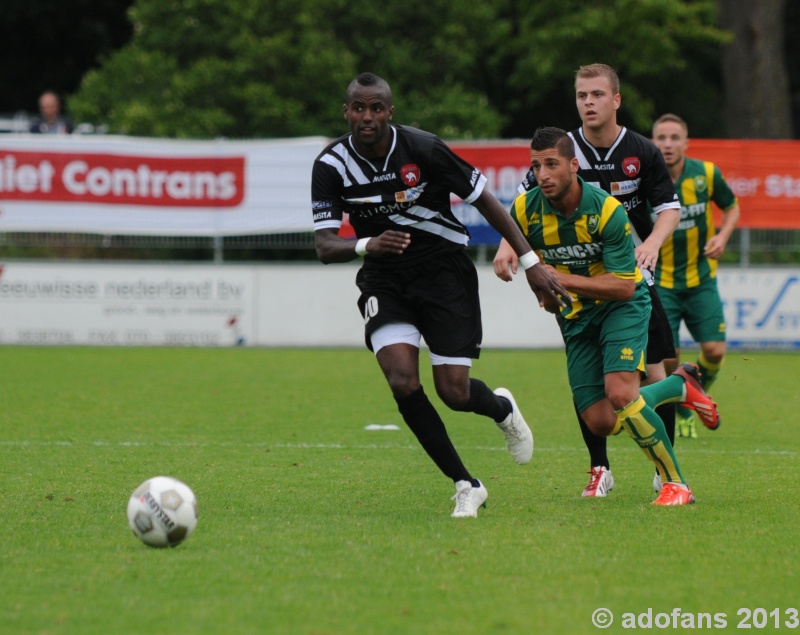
[
  {"x1": 511, "y1": 177, "x2": 642, "y2": 323},
  {"x1": 655, "y1": 157, "x2": 737, "y2": 289}
]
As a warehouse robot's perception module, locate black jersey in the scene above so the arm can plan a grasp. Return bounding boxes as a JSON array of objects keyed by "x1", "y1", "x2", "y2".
[
  {"x1": 520, "y1": 126, "x2": 679, "y2": 245},
  {"x1": 312, "y1": 124, "x2": 485, "y2": 267}
]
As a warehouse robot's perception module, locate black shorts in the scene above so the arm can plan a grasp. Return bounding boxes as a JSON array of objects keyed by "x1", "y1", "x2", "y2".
[
  {"x1": 355, "y1": 249, "x2": 482, "y2": 358},
  {"x1": 646, "y1": 283, "x2": 677, "y2": 364}
]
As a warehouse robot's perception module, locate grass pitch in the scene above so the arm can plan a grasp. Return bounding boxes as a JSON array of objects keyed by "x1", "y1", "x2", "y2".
[{"x1": 1, "y1": 347, "x2": 797, "y2": 635}]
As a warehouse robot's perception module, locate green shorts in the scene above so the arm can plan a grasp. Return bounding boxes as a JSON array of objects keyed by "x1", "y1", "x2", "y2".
[
  {"x1": 563, "y1": 284, "x2": 650, "y2": 413},
  {"x1": 657, "y1": 278, "x2": 726, "y2": 348}
]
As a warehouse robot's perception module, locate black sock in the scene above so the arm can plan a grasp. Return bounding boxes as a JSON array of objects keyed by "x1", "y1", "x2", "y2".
[
  {"x1": 395, "y1": 386, "x2": 472, "y2": 483},
  {"x1": 464, "y1": 378, "x2": 511, "y2": 422},
  {"x1": 576, "y1": 401, "x2": 609, "y2": 469},
  {"x1": 656, "y1": 402, "x2": 676, "y2": 447}
]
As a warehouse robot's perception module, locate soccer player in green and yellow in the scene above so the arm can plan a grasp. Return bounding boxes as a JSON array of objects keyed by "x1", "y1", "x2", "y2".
[
  {"x1": 652, "y1": 114, "x2": 740, "y2": 439},
  {"x1": 510, "y1": 126, "x2": 719, "y2": 505},
  {"x1": 495, "y1": 64, "x2": 681, "y2": 498}
]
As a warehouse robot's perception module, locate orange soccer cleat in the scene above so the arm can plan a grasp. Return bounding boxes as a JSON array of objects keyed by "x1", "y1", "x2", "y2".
[
  {"x1": 653, "y1": 482, "x2": 696, "y2": 506},
  {"x1": 672, "y1": 363, "x2": 720, "y2": 430}
]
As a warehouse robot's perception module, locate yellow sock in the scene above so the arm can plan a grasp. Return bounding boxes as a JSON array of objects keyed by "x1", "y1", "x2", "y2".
[{"x1": 616, "y1": 396, "x2": 686, "y2": 484}]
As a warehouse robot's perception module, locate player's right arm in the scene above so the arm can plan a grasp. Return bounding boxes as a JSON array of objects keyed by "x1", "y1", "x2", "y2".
[
  {"x1": 314, "y1": 228, "x2": 411, "y2": 264},
  {"x1": 311, "y1": 158, "x2": 412, "y2": 264},
  {"x1": 637, "y1": 207, "x2": 679, "y2": 271}
]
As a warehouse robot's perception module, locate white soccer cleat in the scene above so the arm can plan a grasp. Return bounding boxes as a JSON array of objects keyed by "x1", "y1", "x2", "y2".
[
  {"x1": 582, "y1": 466, "x2": 614, "y2": 497},
  {"x1": 451, "y1": 480, "x2": 488, "y2": 518},
  {"x1": 494, "y1": 388, "x2": 533, "y2": 465}
]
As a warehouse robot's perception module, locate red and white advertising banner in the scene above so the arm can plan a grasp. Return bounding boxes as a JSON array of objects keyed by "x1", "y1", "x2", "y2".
[
  {"x1": 0, "y1": 135, "x2": 327, "y2": 235},
  {"x1": 451, "y1": 138, "x2": 800, "y2": 231},
  {"x1": 1, "y1": 135, "x2": 798, "y2": 237}
]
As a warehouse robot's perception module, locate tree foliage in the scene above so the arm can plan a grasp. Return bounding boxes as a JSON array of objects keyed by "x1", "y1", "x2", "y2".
[
  {"x1": 0, "y1": 0, "x2": 134, "y2": 113},
  {"x1": 68, "y1": 0, "x2": 742, "y2": 139},
  {"x1": 718, "y1": 0, "x2": 793, "y2": 138}
]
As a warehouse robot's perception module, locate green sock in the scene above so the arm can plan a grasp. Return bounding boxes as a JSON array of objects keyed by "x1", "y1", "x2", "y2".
[
  {"x1": 640, "y1": 375, "x2": 685, "y2": 409},
  {"x1": 697, "y1": 352, "x2": 722, "y2": 392},
  {"x1": 676, "y1": 403, "x2": 693, "y2": 419}
]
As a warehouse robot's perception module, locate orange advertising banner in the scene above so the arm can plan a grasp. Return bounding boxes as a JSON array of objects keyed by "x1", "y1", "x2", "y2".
[
  {"x1": 451, "y1": 139, "x2": 800, "y2": 230},
  {"x1": 685, "y1": 139, "x2": 800, "y2": 229}
]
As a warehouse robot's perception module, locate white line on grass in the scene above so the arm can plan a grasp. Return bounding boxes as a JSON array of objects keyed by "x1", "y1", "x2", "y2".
[{"x1": 0, "y1": 440, "x2": 796, "y2": 457}]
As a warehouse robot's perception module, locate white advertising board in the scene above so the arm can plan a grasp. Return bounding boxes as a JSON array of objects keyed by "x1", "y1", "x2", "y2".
[
  {"x1": 0, "y1": 262, "x2": 256, "y2": 346},
  {"x1": 0, "y1": 262, "x2": 797, "y2": 350},
  {"x1": 704, "y1": 269, "x2": 800, "y2": 350}
]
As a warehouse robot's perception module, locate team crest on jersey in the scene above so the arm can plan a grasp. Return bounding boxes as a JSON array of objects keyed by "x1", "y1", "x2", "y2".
[
  {"x1": 622, "y1": 157, "x2": 640, "y2": 177},
  {"x1": 694, "y1": 175, "x2": 708, "y2": 193},
  {"x1": 401, "y1": 164, "x2": 421, "y2": 186},
  {"x1": 586, "y1": 214, "x2": 600, "y2": 235}
]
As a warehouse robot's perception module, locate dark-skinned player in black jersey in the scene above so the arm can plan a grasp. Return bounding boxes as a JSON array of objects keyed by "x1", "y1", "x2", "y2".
[
  {"x1": 312, "y1": 72, "x2": 571, "y2": 518},
  {"x1": 494, "y1": 64, "x2": 718, "y2": 498}
]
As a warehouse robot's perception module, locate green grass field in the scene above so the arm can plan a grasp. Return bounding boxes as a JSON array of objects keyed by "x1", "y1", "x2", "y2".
[{"x1": 1, "y1": 347, "x2": 797, "y2": 635}]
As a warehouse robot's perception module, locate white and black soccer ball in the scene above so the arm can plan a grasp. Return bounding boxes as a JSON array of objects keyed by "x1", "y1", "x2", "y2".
[{"x1": 127, "y1": 476, "x2": 198, "y2": 548}]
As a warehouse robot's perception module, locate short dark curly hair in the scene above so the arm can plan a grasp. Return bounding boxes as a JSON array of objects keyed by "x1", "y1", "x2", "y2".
[
  {"x1": 345, "y1": 72, "x2": 392, "y2": 104},
  {"x1": 530, "y1": 127, "x2": 574, "y2": 159}
]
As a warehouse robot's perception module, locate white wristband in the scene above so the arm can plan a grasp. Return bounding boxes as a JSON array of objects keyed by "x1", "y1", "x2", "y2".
[
  {"x1": 355, "y1": 237, "x2": 371, "y2": 257},
  {"x1": 518, "y1": 251, "x2": 540, "y2": 270}
]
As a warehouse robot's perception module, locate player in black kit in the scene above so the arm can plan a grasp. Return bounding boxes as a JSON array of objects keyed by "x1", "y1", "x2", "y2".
[
  {"x1": 494, "y1": 64, "x2": 685, "y2": 497},
  {"x1": 312, "y1": 72, "x2": 570, "y2": 517}
]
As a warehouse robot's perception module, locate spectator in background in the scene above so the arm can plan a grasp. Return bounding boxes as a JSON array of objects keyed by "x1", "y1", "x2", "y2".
[{"x1": 29, "y1": 91, "x2": 74, "y2": 134}]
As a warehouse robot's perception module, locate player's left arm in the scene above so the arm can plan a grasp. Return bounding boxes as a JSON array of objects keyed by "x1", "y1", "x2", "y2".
[
  {"x1": 552, "y1": 269, "x2": 635, "y2": 302},
  {"x1": 704, "y1": 204, "x2": 740, "y2": 259},
  {"x1": 551, "y1": 200, "x2": 636, "y2": 303},
  {"x1": 704, "y1": 168, "x2": 741, "y2": 260}
]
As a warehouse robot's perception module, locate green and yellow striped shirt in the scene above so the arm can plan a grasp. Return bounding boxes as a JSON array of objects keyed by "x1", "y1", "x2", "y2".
[
  {"x1": 656, "y1": 158, "x2": 737, "y2": 289},
  {"x1": 511, "y1": 177, "x2": 642, "y2": 324}
]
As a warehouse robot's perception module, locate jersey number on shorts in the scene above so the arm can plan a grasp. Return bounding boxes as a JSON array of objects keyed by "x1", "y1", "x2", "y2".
[{"x1": 363, "y1": 296, "x2": 379, "y2": 324}]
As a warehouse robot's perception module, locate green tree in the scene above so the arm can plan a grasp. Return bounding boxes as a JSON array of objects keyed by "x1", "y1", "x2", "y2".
[
  {"x1": 482, "y1": 0, "x2": 730, "y2": 137},
  {"x1": 319, "y1": 0, "x2": 506, "y2": 138},
  {"x1": 70, "y1": 0, "x2": 731, "y2": 140},
  {"x1": 71, "y1": 0, "x2": 358, "y2": 138}
]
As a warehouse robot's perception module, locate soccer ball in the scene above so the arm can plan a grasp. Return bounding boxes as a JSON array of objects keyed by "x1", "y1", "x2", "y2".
[{"x1": 127, "y1": 476, "x2": 198, "y2": 548}]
